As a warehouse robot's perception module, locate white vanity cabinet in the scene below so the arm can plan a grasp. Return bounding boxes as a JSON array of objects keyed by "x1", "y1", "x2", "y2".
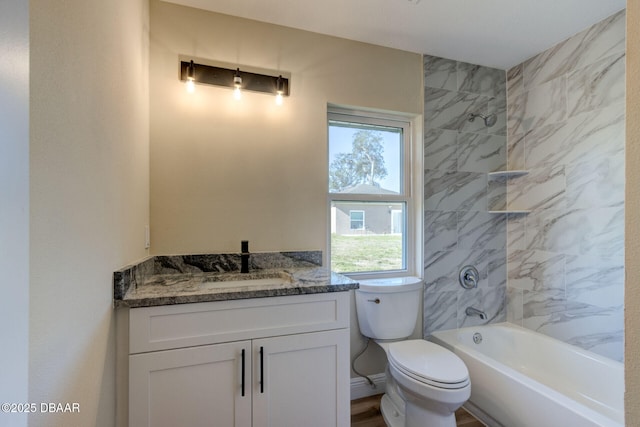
[
  {"x1": 129, "y1": 340, "x2": 252, "y2": 426},
  {"x1": 128, "y1": 292, "x2": 350, "y2": 427}
]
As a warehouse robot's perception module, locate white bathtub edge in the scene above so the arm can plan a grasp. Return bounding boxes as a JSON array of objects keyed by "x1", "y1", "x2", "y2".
[{"x1": 429, "y1": 322, "x2": 624, "y2": 427}]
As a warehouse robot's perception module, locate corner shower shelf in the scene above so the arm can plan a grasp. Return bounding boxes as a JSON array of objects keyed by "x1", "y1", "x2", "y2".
[
  {"x1": 488, "y1": 209, "x2": 530, "y2": 214},
  {"x1": 488, "y1": 170, "x2": 528, "y2": 178}
]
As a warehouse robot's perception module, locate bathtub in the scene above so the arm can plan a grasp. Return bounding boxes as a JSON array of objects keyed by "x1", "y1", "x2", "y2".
[{"x1": 430, "y1": 323, "x2": 623, "y2": 427}]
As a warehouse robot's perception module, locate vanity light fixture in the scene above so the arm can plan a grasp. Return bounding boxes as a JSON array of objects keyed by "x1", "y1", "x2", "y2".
[{"x1": 179, "y1": 60, "x2": 290, "y2": 101}]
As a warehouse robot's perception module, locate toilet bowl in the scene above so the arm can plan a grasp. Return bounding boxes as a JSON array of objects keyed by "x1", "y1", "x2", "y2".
[{"x1": 355, "y1": 277, "x2": 470, "y2": 427}]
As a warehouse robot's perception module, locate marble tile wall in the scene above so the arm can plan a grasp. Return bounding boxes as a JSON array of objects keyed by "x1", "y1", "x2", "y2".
[
  {"x1": 506, "y1": 10, "x2": 625, "y2": 361},
  {"x1": 422, "y1": 9, "x2": 625, "y2": 362},
  {"x1": 423, "y1": 55, "x2": 508, "y2": 336}
]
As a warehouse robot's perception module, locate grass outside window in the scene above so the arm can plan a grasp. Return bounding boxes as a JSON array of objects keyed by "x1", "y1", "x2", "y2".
[{"x1": 330, "y1": 234, "x2": 402, "y2": 273}]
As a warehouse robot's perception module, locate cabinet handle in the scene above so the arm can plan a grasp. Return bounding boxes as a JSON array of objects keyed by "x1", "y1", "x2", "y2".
[
  {"x1": 241, "y1": 348, "x2": 245, "y2": 397},
  {"x1": 259, "y1": 346, "x2": 264, "y2": 394}
]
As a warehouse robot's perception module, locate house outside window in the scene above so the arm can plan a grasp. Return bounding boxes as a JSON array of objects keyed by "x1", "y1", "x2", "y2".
[{"x1": 328, "y1": 108, "x2": 413, "y2": 276}]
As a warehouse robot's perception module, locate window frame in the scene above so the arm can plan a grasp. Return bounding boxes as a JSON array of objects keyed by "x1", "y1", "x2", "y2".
[{"x1": 327, "y1": 108, "x2": 414, "y2": 279}]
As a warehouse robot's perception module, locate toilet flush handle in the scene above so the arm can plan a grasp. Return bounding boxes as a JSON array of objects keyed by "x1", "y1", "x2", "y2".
[{"x1": 367, "y1": 298, "x2": 381, "y2": 304}]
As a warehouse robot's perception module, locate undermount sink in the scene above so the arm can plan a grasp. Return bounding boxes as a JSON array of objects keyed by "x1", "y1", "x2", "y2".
[{"x1": 200, "y1": 273, "x2": 293, "y2": 289}]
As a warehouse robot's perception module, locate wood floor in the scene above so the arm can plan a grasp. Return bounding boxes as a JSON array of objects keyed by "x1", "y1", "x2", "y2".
[{"x1": 351, "y1": 394, "x2": 485, "y2": 427}]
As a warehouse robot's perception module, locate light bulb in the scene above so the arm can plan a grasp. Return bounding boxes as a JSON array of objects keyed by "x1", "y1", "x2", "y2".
[
  {"x1": 233, "y1": 70, "x2": 242, "y2": 101},
  {"x1": 275, "y1": 75, "x2": 285, "y2": 106},
  {"x1": 186, "y1": 60, "x2": 195, "y2": 93}
]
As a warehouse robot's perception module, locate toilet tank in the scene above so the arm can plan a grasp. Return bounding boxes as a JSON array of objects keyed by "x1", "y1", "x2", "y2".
[{"x1": 355, "y1": 277, "x2": 423, "y2": 340}]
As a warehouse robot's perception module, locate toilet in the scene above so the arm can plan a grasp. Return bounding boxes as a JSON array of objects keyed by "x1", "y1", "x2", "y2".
[{"x1": 355, "y1": 277, "x2": 470, "y2": 427}]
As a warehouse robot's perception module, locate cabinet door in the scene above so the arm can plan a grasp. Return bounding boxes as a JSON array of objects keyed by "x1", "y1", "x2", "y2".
[
  {"x1": 252, "y1": 329, "x2": 350, "y2": 427},
  {"x1": 130, "y1": 341, "x2": 252, "y2": 427}
]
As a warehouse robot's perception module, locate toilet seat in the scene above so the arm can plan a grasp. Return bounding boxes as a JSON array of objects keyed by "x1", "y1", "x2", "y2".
[{"x1": 388, "y1": 340, "x2": 469, "y2": 390}]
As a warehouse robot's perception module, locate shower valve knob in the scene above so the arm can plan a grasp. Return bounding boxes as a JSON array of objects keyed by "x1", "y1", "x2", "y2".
[{"x1": 459, "y1": 265, "x2": 479, "y2": 289}]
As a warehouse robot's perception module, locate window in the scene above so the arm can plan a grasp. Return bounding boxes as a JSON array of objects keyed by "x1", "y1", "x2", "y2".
[
  {"x1": 349, "y1": 210, "x2": 365, "y2": 230},
  {"x1": 328, "y1": 108, "x2": 413, "y2": 276}
]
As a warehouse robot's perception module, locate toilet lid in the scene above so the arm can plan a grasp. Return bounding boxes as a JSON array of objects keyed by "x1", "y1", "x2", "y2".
[
  {"x1": 358, "y1": 276, "x2": 423, "y2": 293},
  {"x1": 388, "y1": 340, "x2": 469, "y2": 388}
]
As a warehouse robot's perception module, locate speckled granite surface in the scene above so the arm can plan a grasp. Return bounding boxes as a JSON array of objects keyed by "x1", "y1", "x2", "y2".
[{"x1": 113, "y1": 251, "x2": 358, "y2": 308}]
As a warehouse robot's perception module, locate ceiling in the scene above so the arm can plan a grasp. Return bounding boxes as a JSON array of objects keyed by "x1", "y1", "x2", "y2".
[{"x1": 164, "y1": 0, "x2": 625, "y2": 70}]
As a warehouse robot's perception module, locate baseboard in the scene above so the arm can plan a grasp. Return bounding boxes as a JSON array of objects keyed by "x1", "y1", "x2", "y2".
[{"x1": 350, "y1": 373, "x2": 386, "y2": 400}]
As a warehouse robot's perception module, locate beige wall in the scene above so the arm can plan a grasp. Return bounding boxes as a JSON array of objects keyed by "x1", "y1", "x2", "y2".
[
  {"x1": 149, "y1": 0, "x2": 423, "y2": 256},
  {"x1": 0, "y1": 1, "x2": 29, "y2": 426},
  {"x1": 29, "y1": 0, "x2": 149, "y2": 425},
  {"x1": 625, "y1": 1, "x2": 639, "y2": 423}
]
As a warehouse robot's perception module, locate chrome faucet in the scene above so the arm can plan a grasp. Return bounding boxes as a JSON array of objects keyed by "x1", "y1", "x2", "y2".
[
  {"x1": 465, "y1": 306, "x2": 487, "y2": 320},
  {"x1": 241, "y1": 240, "x2": 250, "y2": 273}
]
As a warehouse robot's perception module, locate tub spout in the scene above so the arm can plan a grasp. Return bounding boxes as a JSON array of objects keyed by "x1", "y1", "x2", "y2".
[{"x1": 466, "y1": 306, "x2": 487, "y2": 320}]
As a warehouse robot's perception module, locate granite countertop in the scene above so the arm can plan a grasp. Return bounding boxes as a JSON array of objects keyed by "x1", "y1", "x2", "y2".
[
  {"x1": 117, "y1": 267, "x2": 357, "y2": 308},
  {"x1": 113, "y1": 251, "x2": 358, "y2": 308}
]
